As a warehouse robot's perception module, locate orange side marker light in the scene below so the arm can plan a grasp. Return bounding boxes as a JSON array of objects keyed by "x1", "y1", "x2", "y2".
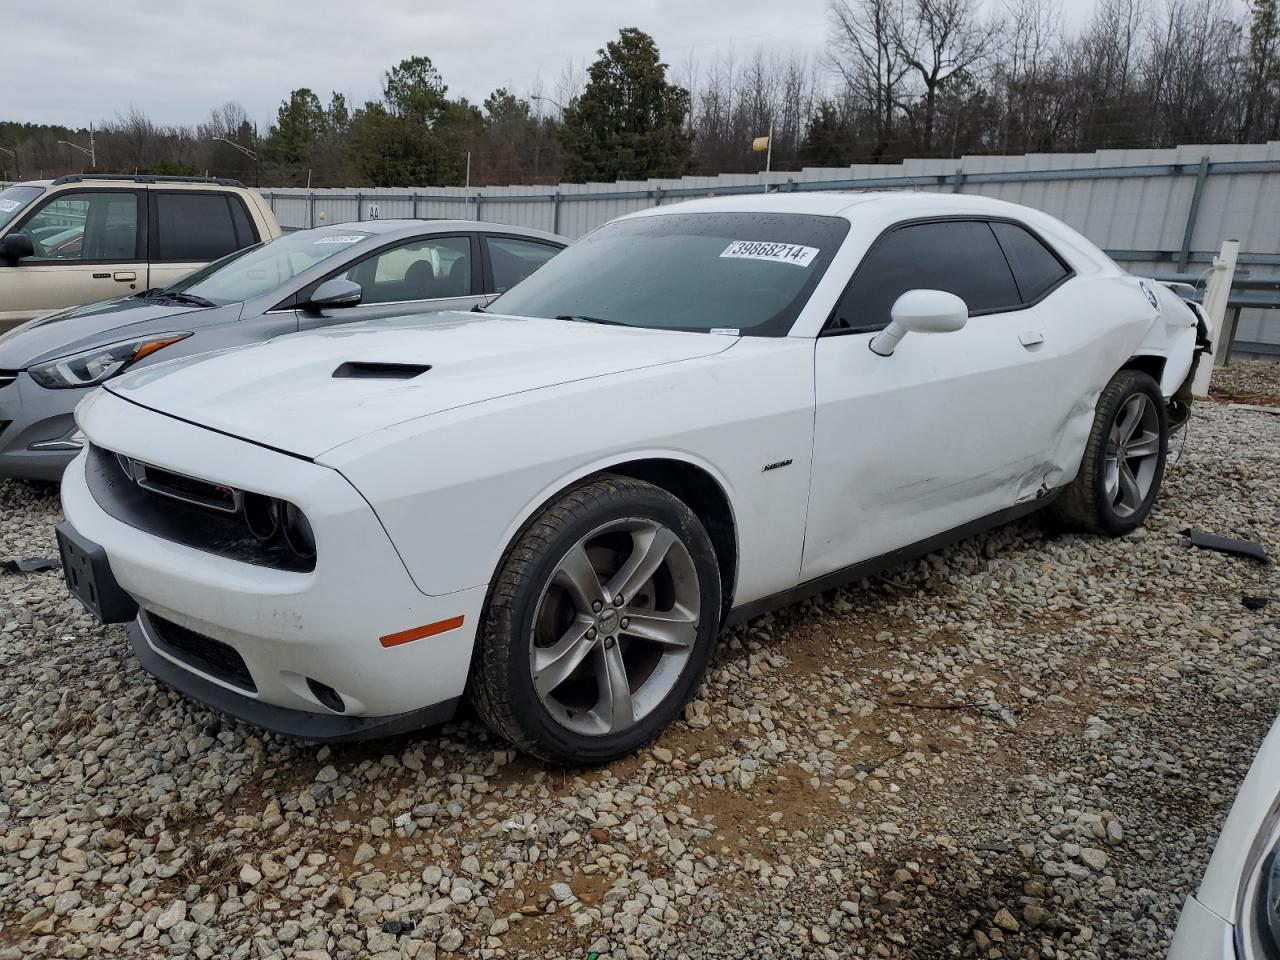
[{"x1": 379, "y1": 615, "x2": 465, "y2": 648}]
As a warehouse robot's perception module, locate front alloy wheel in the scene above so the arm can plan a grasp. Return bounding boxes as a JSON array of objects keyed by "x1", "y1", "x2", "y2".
[
  {"x1": 531, "y1": 518, "x2": 701, "y2": 737},
  {"x1": 468, "y1": 476, "x2": 721, "y2": 764}
]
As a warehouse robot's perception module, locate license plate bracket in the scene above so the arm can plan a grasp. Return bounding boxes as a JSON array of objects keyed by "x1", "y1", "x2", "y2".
[{"x1": 55, "y1": 522, "x2": 138, "y2": 624}]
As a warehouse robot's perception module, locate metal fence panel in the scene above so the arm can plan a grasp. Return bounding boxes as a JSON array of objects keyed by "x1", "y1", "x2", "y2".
[{"x1": 9, "y1": 141, "x2": 1280, "y2": 351}]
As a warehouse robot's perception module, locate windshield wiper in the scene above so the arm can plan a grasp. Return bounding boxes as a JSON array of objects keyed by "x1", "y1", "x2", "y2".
[
  {"x1": 163, "y1": 292, "x2": 217, "y2": 308},
  {"x1": 136, "y1": 290, "x2": 217, "y2": 308},
  {"x1": 555, "y1": 314, "x2": 631, "y2": 327}
]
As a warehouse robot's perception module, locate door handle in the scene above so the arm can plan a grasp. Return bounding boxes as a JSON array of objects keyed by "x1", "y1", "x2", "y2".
[
  {"x1": 113, "y1": 271, "x2": 137, "y2": 282},
  {"x1": 1019, "y1": 330, "x2": 1045, "y2": 348}
]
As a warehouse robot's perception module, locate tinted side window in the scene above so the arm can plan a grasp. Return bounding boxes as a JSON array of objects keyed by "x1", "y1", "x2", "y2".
[
  {"x1": 486, "y1": 237, "x2": 561, "y2": 293},
  {"x1": 154, "y1": 193, "x2": 240, "y2": 261},
  {"x1": 829, "y1": 221, "x2": 1020, "y2": 333},
  {"x1": 991, "y1": 221, "x2": 1070, "y2": 303}
]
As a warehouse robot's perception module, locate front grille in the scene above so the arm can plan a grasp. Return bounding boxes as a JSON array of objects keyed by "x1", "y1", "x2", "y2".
[
  {"x1": 85, "y1": 444, "x2": 315, "y2": 572},
  {"x1": 0, "y1": 421, "x2": 9, "y2": 440},
  {"x1": 0, "y1": 370, "x2": 17, "y2": 391},
  {"x1": 146, "y1": 612, "x2": 256, "y2": 691}
]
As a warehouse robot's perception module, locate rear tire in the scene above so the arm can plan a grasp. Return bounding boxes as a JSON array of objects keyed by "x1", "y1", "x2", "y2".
[
  {"x1": 467, "y1": 476, "x2": 721, "y2": 765},
  {"x1": 1049, "y1": 369, "x2": 1168, "y2": 536}
]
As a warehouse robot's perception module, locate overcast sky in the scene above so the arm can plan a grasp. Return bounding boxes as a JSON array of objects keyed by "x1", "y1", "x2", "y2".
[{"x1": 14, "y1": 0, "x2": 1101, "y2": 130}]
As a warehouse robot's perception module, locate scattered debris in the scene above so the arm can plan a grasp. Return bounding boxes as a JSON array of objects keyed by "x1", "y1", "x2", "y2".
[
  {"x1": 382, "y1": 919, "x2": 413, "y2": 936},
  {"x1": 1182, "y1": 529, "x2": 1270, "y2": 563},
  {"x1": 1, "y1": 557, "x2": 59, "y2": 574}
]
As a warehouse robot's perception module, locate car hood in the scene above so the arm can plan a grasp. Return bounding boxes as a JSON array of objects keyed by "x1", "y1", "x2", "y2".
[
  {"x1": 0, "y1": 297, "x2": 239, "y2": 368},
  {"x1": 105, "y1": 311, "x2": 737, "y2": 458}
]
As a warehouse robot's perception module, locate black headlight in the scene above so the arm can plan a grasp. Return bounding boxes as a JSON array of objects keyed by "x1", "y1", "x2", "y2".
[
  {"x1": 280, "y1": 502, "x2": 316, "y2": 560},
  {"x1": 238, "y1": 494, "x2": 314, "y2": 561}
]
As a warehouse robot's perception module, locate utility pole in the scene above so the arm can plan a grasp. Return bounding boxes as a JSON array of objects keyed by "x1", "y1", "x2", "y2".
[
  {"x1": 465, "y1": 151, "x2": 471, "y2": 189},
  {"x1": 0, "y1": 146, "x2": 17, "y2": 180}
]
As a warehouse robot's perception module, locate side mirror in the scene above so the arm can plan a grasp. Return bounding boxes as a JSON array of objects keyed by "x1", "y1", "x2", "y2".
[
  {"x1": 0, "y1": 233, "x2": 35, "y2": 262},
  {"x1": 869, "y1": 289, "x2": 969, "y2": 357},
  {"x1": 306, "y1": 278, "x2": 362, "y2": 310}
]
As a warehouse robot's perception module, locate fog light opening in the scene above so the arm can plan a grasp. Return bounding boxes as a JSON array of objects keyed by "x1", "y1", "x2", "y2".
[{"x1": 306, "y1": 678, "x2": 346, "y2": 714}]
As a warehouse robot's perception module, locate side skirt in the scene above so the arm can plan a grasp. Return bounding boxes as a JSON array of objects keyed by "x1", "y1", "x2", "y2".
[{"x1": 724, "y1": 493, "x2": 1060, "y2": 629}]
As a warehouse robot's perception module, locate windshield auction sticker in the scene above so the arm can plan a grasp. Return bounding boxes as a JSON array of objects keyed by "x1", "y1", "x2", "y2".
[
  {"x1": 0, "y1": 199, "x2": 21, "y2": 213},
  {"x1": 720, "y1": 240, "x2": 818, "y2": 268},
  {"x1": 312, "y1": 235, "x2": 366, "y2": 244}
]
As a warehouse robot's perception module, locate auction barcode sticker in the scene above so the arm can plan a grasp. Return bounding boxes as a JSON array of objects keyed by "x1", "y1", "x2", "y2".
[
  {"x1": 313, "y1": 235, "x2": 366, "y2": 244},
  {"x1": 720, "y1": 240, "x2": 818, "y2": 268},
  {"x1": 0, "y1": 199, "x2": 21, "y2": 213}
]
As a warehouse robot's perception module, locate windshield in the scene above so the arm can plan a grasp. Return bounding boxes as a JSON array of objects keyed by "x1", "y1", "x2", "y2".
[
  {"x1": 0, "y1": 185, "x2": 43, "y2": 232},
  {"x1": 167, "y1": 229, "x2": 374, "y2": 304},
  {"x1": 489, "y1": 212, "x2": 850, "y2": 336}
]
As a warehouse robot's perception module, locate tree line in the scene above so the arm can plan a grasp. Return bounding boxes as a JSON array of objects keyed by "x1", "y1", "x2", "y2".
[{"x1": 3, "y1": 0, "x2": 1279, "y2": 189}]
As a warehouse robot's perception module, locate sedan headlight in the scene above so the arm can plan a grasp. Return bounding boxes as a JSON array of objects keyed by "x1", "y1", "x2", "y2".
[{"x1": 27, "y1": 332, "x2": 191, "y2": 389}]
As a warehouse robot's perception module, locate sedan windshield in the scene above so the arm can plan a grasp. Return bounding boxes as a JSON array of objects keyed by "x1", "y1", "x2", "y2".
[
  {"x1": 489, "y1": 212, "x2": 849, "y2": 336},
  {"x1": 167, "y1": 229, "x2": 374, "y2": 304},
  {"x1": 0, "y1": 185, "x2": 43, "y2": 232}
]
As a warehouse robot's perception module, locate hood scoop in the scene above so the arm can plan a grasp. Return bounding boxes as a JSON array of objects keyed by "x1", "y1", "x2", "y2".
[{"x1": 332, "y1": 361, "x2": 431, "y2": 381}]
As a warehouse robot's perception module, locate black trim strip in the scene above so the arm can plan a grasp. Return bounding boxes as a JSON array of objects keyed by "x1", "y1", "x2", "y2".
[{"x1": 724, "y1": 494, "x2": 1059, "y2": 628}]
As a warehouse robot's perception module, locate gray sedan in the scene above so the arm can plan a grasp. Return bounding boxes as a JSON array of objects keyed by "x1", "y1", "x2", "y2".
[{"x1": 0, "y1": 219, "x2": 566, "y2": 480}]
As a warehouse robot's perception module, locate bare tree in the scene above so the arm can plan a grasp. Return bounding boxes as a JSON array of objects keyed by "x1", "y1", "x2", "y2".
[
  {"x1": 891, "y1": 0, "x2": 1002, "y2": 154},
  {"x1": 827, "y1": 0, "x2": 910, "y2": 160}
]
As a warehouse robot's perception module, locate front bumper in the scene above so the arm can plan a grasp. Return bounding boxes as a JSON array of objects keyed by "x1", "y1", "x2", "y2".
[
  {"x1": 129, "y1": 612, "x2": 459, "y2": 741},
  {"x1": 61, "y1": 390, "x2": 487, "y2": 729},
  {"x1": 0, "y1": 372, "x2": 84, "y2": 482},
  {"x1": 1168, "y1": 895, "x2": 1236, "y2": 959}
]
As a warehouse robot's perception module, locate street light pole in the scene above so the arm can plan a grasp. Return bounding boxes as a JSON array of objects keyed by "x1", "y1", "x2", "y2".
[
  {"x1": 210, "y1": 137, "x2": 260, "y2": 186},
  {"x1": 0, "y1": 146, "x2": 17, "y2": 180},
  {"x1": 58, "y1": 125, "x2": 96, "y2": 170},
  {"x1": 530, "y1": 95, "x2": 567, "y2": 113}
]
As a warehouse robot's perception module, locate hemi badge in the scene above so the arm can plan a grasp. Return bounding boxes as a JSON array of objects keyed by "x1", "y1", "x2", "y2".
[{"x1": 380, "y1": 615, "x2": 465, "y2": 648}]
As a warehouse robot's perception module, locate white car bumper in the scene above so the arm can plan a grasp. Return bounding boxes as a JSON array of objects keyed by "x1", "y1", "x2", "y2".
[
  {"x1": 60, "y1": 391, "x2": 486, "y2": 738},
  {"x1": 1168, "y1": 895, "x2": 1236, "y2": 959}
]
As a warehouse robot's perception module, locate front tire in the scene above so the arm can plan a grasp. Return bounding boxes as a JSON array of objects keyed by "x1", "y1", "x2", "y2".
[
  {"x1": 1050, "y1": 369, "x2": 1168, "y2": 536},
  {"x1": 468, "y1": 476, "x2": 721, "y2": 765}
]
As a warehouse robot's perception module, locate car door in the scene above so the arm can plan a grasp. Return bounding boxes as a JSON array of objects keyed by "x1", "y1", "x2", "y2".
[
  {"x1": 0, "y1": 189, "x2": 145, "y2": 325},
  {"x1": 801, "y1": 218, "x2": 1070, "y2": 582},
  {"x1": 297, "y1": 234, "x2": 482, "y2": 330},
  {"x1": 481, "y1": 234, "x2": 564, "y2": 295},
  {"x1": 147, "y1": 190, "x2": 260, "y2": 289}
]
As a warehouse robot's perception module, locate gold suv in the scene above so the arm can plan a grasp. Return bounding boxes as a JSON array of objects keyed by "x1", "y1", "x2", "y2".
[{"x1": 0, "y1": 175, "x2": 281, "y2": 331}]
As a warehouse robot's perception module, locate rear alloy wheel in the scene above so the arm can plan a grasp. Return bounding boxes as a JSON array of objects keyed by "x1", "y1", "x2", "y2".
[
  {"x1": 1050, "y1": 369, "x2": 1168, "y2": 536},
  {"x1": 468, "y1": 476, "x2": 721, "y2": 764}
]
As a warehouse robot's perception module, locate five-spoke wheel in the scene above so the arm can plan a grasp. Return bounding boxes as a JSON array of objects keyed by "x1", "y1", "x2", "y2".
[
  {"x1": 1051, "y1": 369, "x2": 1169, "y2": 536},
  {"x1": 469, "y1": 476, "x2": 720, "y2": 765}
]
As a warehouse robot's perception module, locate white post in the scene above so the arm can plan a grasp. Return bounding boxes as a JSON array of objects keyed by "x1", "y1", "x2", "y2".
[
  {"x1": 1191, "y1": 239, "x2": 1240, "y2": 398},
  {"x1": 765, "y1": 121, "x2": 773, "y2": 174}
]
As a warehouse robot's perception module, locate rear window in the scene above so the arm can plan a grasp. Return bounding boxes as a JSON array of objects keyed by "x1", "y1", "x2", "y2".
[
  {"x1": 153, "y1": 193, "x2": 251, "y2": 262},
  {"x1": 990, "y1": 221, "x2": 1071, "y2": 302},
  {"x1": 489, "y1": 212, "x2": 850, "y2": 336}
]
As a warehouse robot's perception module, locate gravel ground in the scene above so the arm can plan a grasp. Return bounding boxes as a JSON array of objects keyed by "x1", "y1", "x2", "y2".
[{"x1": 1, "y1": 362, "x2": 1277, "y2": 960}]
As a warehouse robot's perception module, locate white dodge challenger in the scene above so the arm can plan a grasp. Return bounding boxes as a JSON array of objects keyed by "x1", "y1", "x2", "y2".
[{"x1": 57, "y1": 192, "x2": 1208, "y2": 764}]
